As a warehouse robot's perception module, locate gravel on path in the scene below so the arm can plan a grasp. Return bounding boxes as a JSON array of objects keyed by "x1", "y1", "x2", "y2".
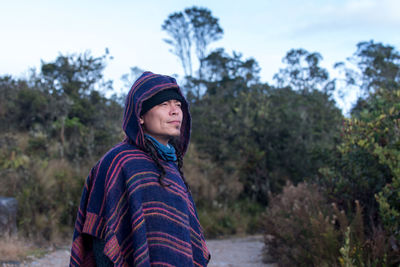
[
  {"x1": 207, "y1": 235, "x2": 276, "y2": 267},
  {"x1": 1, "y1": 236, "x2": 276, "y2": 267}
]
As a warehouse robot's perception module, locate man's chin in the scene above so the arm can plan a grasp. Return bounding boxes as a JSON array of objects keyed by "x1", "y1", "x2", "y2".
[
  {"x1": 168, "y1": 130, "x2": 181, "y2": 138},
  {"x1": 172, "y1": 132, "x2": 181, "y2": 137}
]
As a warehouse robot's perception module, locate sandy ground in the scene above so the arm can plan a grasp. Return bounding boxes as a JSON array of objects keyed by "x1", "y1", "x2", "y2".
[{"x1": 1, "y1": 236, "x2": 276, "y2": 267}]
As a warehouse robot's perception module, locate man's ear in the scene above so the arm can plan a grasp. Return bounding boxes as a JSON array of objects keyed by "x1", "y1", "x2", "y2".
[{"x1": 139, "y1": 116, "x2": 144, "y2": 125}]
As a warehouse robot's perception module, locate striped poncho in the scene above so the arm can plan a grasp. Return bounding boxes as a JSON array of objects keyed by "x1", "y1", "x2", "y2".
[{"x1": 70, "y1": 72, "x2": 210, "y2": 266}]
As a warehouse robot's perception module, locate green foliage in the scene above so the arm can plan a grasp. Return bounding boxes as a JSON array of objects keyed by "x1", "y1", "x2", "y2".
[
  {"x1": 352, "y1": 41, "x2": 400, "y2": 94},
  {"x1": 0, "y1": 76, "x2": 52, "y2": 132},
  {"x1": 335, "y1": 201, "x2": 391, "y2": 267},
  {"x1": 318, "y1": 41, "x2": 400, "y2": 265},
  {"x1": 339, "y1": 227, "x2": 356, "y2": 267},
  {"x1": 16, "y1": 158, "x2": 84, "y2": 240},
  {"x1": 1, "y1": 31, "x2": 399, "y2": 267},
  {"x1": 0, "y1": 51, "x2": 123, "y2": 242},
  {"x1": 0, "y1": 133, "x2": 88, "y2": 241},
  {"x1": 198, "y1": 199, "x2": 264, "y2": 239},
  {"x1": 321, "y1": 88, "x2": 400, "y2": 243},
  {"x1": 162, "y1": 6, "x2": 223, "y2": 78},
  {"x1": 183, "y1": 143, "x2": 242, "y2": 207},
  {"x1": 274, "y1": 48, "x2": 334, "y2": 93},
  {"x1": 40, "y1": 50, "x2": 111, "y2": 97},
  {"x1": 189, "y1": 48, "x2": 342, "y2": 204}
]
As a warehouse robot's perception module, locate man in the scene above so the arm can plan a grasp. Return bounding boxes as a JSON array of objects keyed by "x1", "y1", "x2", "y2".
[{"x1": 70, "y1": 72, "x2": 210, "y2": 266}]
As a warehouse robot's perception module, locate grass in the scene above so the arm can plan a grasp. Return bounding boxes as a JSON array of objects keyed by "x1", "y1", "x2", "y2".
[{"x1": 0, "y1": 237, "x2": 49, "y2": 263}]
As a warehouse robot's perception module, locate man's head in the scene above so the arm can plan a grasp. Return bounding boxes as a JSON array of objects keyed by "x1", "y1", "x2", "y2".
[
  {"x1": 139, "y1": 89, "x2": 184, "y2": 145},
  {"x1": 122, "y1": 71, "x2": 191, "y2": 155}
]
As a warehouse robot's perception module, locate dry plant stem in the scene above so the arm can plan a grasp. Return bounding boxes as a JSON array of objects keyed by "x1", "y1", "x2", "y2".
[{"x1": 0, "y1": 236, "x2": 32, "y2": 261}]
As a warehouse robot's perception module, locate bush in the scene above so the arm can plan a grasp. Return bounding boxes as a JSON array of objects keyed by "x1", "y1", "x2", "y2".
[
  {"x1": 198, "y1": 199, "x2": 264, "y2": 239},
  {"x1": 183, "y1": 143, "x2": 243, "y2": 208},
  {"x1": 334, "y1": 201, "x2": 392, "y2": 266},
  {"x1": 318, "y1": 87, "x2": 400, "y2": 265},
  {"x1": 263, "y1": 182, "x2": 396, "y2": 266},
  {"x1": 184, "y1": 144, "x2": 265, "y2": 238},
  {"x1": 0, "y1": 133, "x2": 86, "y2": 242},
  {"x1": 263, "y1": 182, "x2": 340, "y2": 266}
]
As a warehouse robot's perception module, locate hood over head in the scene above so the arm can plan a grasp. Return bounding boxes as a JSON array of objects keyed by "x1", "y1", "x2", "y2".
[{"x1": 122, "y1": 71, "x2": 191, "y2": 155}]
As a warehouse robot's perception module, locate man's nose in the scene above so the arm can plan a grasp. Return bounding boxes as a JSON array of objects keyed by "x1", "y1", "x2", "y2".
[{"x1": 170, "y1": 104, "x2": 180, "y2": 115}]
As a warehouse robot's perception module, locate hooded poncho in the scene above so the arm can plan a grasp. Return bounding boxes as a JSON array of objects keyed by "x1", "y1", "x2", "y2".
[{"x1": 70, "y1": 72, "x2": 210, "y2": 266}]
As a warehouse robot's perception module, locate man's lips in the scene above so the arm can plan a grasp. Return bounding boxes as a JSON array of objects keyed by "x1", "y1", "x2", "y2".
[{"x1": 168, "y1": 120, "x2": 181, "y2": 125}]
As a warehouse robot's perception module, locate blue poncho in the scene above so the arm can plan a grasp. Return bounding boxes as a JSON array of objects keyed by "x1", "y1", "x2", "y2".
[{"x1": 70, "y1": 72, "x2": 210, "y2": 266}]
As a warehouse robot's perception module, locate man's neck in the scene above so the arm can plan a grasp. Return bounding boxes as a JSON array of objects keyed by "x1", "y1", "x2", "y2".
[{"x1": 144, "y1": 133, "x2": 169, "y2": 146}]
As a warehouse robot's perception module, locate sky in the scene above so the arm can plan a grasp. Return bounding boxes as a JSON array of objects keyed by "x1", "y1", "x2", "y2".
[{"x1": 1, "y1": 0, "x2": 400, "y2": 113}]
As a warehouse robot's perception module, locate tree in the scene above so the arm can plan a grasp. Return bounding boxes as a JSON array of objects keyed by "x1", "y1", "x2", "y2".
[
  {"x1": 0, "y1": 53, "x2": 123, "y2": 240},
  {"x1": 191, "y1": 49, "x2": 261, "y2": 161},
  {"x1": 162, "y1": 6, "x2": 223, "y2": 78},
  {"x1": 189, "y1": 49, "x2": 342, "y2": 204},
  {"x1": 0, "y1": 76, "x2": 52, "y2": 132},
  {"x1": 40, "y1": 50, "x2": 111, "y2": 97},
  {"x1": 199, "y1": 48, "x2": 259, "y2": 86},
  {"x1": 121, "y1": 66, "x2": 145, "y2": 90},
  {"x1": 35, "y1": 51, "x2": 119, "y2": 161},
  {"x1": 352, "y1": 41, "x2": 400, "y2": 94},
  {"x1": 189, "y1": 51, "x2": 262, "y2": 204},
  {"x1": 334, "y1": 41, "x2": 400, "y2": 115},
  {"x1": 318, "y1": 41, "x2": 400, "y2": 264},
  {"x1": 162, "y1": 12, "x2": 192, "y2": 77},
  {"x1": 238, "y1": 87, "x2": 342, "y2": 203},
  {"x1": 319, "y1": 86, "x2": 400, "y2": 265},
  {"x1": 274, "y1": 48, "x2": 334, "y2": 93},
  {"x1": 185, "y1": 6, "x2": 223, "y2": 80}
]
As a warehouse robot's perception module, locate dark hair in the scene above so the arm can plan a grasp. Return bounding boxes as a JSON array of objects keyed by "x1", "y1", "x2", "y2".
[{"x1": 143, "y1": 138, "x2": 190, "y2": 191}]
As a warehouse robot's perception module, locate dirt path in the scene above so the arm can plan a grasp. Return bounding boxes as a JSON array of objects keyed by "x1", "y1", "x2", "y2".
[
  {"x1": 207, "y1": 235, "x2": 276, "y2": 267},
  {"x1": 4, "y1": 236, "x2": 275, "y2": 267}
]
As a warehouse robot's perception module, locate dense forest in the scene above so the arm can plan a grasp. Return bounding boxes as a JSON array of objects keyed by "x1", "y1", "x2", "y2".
[{"x1": 1, "y1": 6, "x2": 399, "y2": 266}]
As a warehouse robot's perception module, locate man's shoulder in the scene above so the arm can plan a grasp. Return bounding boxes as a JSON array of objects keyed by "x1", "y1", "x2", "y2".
[
  {"x1": 103, "y1": 141, "x2": 144, "y2": 158},
  {"x1": 100, "y1": 141, "x2": 152, "y2": 168}
]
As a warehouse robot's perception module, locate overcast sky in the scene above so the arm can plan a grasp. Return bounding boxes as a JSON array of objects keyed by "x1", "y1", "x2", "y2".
[{"x1": 1, "y1": 0, "x2": 399, "y2": 112}]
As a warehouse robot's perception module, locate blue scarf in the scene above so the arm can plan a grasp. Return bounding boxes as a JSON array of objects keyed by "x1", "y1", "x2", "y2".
[{"x1": 145, "y1": 134, "x2": 177, "y2": 162}]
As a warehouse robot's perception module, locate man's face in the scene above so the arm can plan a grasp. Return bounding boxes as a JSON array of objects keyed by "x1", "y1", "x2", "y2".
[{"x1": 140, "y1": 99, "x2": 183, "y2": 145}]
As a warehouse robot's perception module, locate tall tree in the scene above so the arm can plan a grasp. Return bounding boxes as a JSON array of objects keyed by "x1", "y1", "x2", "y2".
[
  {"x1": 274, "y1": 49, "x2": 333, "y2": 93},
  {"x1": 334, "y1": 41, "x2": 400, "y2": 115},
  {"x1": 162, "y1": 12, "x2": 192, "y2": 77},
  {"x1": 200, "y1": 48, "x2": 259, "y2": 86},
  {"x1": 190, "y1": 49, "x2": 342, "y2": 204},
  {"x1": 351, "y1": 41, "x2": 400, "y2": 94},
  {"x1": 121, "y1": 66, "x2": 145, "y2": 90},
  {"x1": 162, "y1": 6, "x2": 223, "y2": 78},
  {"x1": 185, "y1": 6, "x2": 223, "y2": 80}
]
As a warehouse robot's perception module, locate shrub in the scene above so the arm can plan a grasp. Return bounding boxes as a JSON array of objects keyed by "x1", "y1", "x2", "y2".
[
  {"x1": 334, "y1": 201, "x2": 392, "y2": 266},
  {"x1": 0, "y1": 133, "x2": 86, "y2": 242},
  {"x1": 263, "y1": 182, "x2": 340, "y2": 266},
  {"x1": 10, "y1": 158, "x2": 85, "y2": 241},
  {"x1": 183, "y1": 143, "x2": 243, "y2": 208},
  {"x1": 318, "y1": 87, "x2": 400, "y2": 264},
  {"x1": 198, "y1": 199, "x2": 264, "y2": 239},
  {"x1": 263, "y1": 182, "x2": 396, "y2": 266}
]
